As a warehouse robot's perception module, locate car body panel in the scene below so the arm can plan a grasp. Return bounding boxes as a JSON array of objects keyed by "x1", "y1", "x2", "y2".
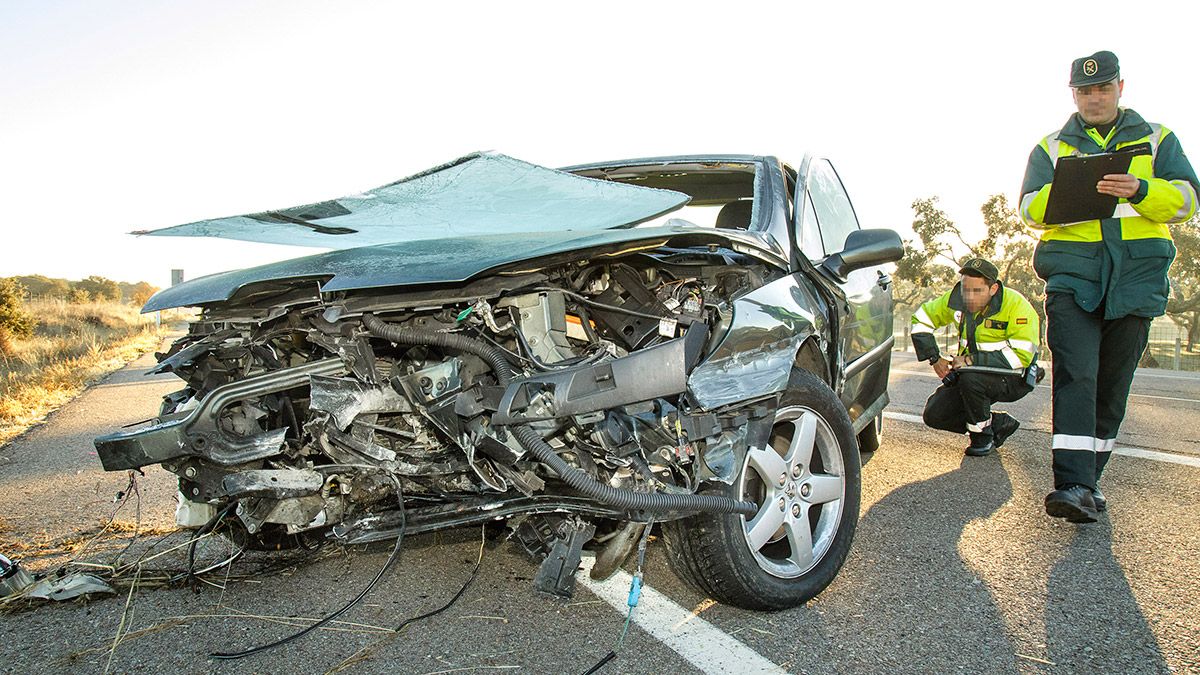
[
  {"x1": 791, "y1": 156, "x2": 895, "y2": 429},
  {"x1": 688, "y1": 273, "x2": 828, "y2": 409}
]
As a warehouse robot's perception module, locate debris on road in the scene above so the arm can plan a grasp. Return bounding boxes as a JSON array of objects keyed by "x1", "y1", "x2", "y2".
[
  {"x1": 26, "y1": 572, "x2": 115, "y2": 601},
  {"x1": 0, "y1": 553, "x2": 34, "y2": 596}
]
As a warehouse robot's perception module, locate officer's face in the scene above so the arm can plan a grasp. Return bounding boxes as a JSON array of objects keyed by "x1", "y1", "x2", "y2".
[
  {"x1": 961, "y1": 274, "x2": 998, "y2": 313},
  {"x1": 1072, "y1": 79, "x2": 1123, "y2": 126}
]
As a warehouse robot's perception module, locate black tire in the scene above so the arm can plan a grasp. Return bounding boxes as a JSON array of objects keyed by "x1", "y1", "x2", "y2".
[
  {"x1": 664, "y1": 369, "x2": 861, "y2": 610},
  {"x1": 857, "y1": 413, "x2": 883, "y2": 454}
]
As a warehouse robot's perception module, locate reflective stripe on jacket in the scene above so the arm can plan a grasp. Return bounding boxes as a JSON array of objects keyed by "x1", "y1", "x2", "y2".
[
  {"x1": 1019, "y1": 108, "x2": 1200, "y2": 318},
  {"x1": 910, "y1": 282, "x2": 1041, "y2": 370}
]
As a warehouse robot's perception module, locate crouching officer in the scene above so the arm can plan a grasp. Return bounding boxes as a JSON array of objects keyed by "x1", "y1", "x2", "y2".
[{"x1": 910, "y1": 258, "x2": 1042, "y2": 456}]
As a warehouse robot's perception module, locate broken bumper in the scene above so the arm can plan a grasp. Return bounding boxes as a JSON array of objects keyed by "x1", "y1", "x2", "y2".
[{"x1": 94, "y1": 359, "x2": 346, "y2": 471}]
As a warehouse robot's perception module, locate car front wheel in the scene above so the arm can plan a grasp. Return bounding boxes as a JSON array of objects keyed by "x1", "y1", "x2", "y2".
[{"x1": 664, "y1": 369, "x2": 861, "y2": 610}]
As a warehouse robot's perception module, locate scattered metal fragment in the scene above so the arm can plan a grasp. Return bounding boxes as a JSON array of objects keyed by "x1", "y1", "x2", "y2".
[
  {"x1": 27, "y1": 572, "x2": 116, "y2": 601},
  {"x1": 0, "y1": 554, "x2": 34, "y2": 597}
]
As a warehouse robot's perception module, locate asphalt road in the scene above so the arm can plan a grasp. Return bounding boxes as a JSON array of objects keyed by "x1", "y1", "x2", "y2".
[
  {"x1": 888, "y1": 350, "x2": 1200, "y2": 458},
  {"x1": 0, "y1": 344, "x2": 1197, "y2": 674}
]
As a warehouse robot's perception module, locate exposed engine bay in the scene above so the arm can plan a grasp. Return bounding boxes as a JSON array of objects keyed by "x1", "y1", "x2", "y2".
[{"x1": 96, "y1": 248, "x2": 803, "y2": 594}]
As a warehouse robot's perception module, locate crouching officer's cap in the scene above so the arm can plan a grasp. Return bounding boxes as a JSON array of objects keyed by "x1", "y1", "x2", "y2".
[
  {"x1": 1070, "y1": 50, "x2": 1119, "y2": 87},
  {"x1": 959, "y1": 257, "x2": 999, "y2": 282}
]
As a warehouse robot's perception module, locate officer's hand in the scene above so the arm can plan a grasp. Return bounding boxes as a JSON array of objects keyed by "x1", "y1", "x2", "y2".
[
  {"x1": 951, "y1": 354, "x2": 971, "y2": 370},
  {"x1": 1097, "y1": 173, "x2": 1140, "y2": 199},
  {"x1": 932, "y1": 358, "x2": 952, "y2": 379}
]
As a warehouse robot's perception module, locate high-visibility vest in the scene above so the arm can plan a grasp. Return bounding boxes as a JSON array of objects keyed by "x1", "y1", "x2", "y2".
[
  {"x1": 911, "y1": 282, "x2": 1041, "y2": 371},
  {"x1": 1019, "y1": 108, "x2": 1199, "y2": 318}
]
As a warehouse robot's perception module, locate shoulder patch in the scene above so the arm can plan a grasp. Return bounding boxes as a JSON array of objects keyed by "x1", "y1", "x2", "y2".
[{"x1": 1016, "y1": 317, "x2": 1028, "y2": 325}]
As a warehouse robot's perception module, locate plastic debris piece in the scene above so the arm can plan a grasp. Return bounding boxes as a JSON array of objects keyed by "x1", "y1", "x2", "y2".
[{"x1": 27, "y1": 573, "x2": 116, "y2": 601}]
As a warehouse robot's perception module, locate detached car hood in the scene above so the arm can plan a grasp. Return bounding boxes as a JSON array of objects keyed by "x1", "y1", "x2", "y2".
[
  {"x1": 143, "y1": 226, "x2": 781, "y2": 312},
  {"x1": 137, "y1": 152, "x2": 689, "y2": 248}
]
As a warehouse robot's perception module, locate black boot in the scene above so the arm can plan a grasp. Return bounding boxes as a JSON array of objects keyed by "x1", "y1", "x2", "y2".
[
  {"x1": 991, "y1": 412, "x2": 1020, "y2": 448},
  {"x1": 1045, "y1": 484, "x2": 1098, "y2": 523},
  {"x1": 1092, "y1": 487, "x2": 1107, "y2": 512},
  {"x1": 964, "y1": 431, "x2": 996, "y2": 457}
]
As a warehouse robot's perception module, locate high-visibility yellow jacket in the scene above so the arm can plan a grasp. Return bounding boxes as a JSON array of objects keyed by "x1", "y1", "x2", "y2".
[
  {"x1": 910, "y1": 282, "x2": 1040, "y2": 371},
  {"x1": 1019, "y1": 108, "x2": 1199, "y2": 319}
]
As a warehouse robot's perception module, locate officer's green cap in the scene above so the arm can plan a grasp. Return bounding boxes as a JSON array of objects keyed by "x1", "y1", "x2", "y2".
[
  {"x1": 1070, "y1": 50, "x2": 1119, "y2": 87},
  {"x1": 959, "y1": 257, "x2": 999, "y2": 282}
]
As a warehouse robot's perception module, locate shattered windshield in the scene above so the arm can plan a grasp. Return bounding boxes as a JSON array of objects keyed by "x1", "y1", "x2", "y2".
[
  {"x1": 136, "y1": 153, "x2": 690, "y2": 249},
  {"x1": 571, "y1": 161, "x2": 760, "y2": 231}
]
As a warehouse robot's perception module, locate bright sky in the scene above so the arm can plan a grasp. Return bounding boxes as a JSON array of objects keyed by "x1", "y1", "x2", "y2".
[{"x1": 2, "y1": 1, "x2": 1195, "y2": 289}]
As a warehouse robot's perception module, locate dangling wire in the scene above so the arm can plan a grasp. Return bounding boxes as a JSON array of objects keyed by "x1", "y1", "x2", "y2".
[
  {"x1": 209, "y1": 476, "x2": 407, "y2": 661},
  {"x1": 582, "y1": 520, "x2": 654, "y2": 675},
  {"x1": 322, "y1": 524, "x2": 489, "y2": 673},
  {"x1": 172, "y1": 502, "x2": 241, "y2": 585},
  {"x1": 394, "y1": 523, "x2": 486, "y2": 633}
]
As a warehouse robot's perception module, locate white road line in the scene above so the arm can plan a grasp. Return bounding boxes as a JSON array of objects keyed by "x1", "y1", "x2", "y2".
[
  {"x1": 1113, "y1": 369, "x2": 1200, "y2": 381},
  {"x1": 577, "y1": 556, "x2": 786, "y2": 675},
  {"x1": 1127, "y1": 392, "x2": 1200, "y2": 404},
  {"x1": 882, "y1": 412, "x2": 1200, "y2": 469},
  {"x1": 889, "y1": 369, "x2": 1200, "y2": 404},
  {"x1": 1110, "y1": 446, "x2": 1200, "y2": 468},
  {"x1": 891, "y1": 351, "x2": 1200, "y2": 382},
  {"x1": 90, "y1": 379, "x2": 177, "y2": 390},
  {"x1": 884, "y1": 411, "x2": 925, "y2": 425}
]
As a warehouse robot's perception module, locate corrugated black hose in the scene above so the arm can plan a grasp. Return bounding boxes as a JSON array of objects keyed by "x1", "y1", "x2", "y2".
[{"x1": 361, "y1": 314, "x2": 756, "y2": 517}]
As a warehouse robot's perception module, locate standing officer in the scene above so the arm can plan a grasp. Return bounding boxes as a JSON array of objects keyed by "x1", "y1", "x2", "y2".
[
  {"x1": 1019, "y1": 51, "x2": 1199, "y2": 523},
  {"x1": 911, "y1": 258, "x2": 1041, "y2": 457}
]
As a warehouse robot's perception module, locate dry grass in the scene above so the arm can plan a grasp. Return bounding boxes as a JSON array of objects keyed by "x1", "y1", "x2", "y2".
[
  {"x1": 0, "y1": 517, "x2": 175, "y2": 565},
  {"x1": 0, "y1": 299, "x2": 180, "y2": 447}
]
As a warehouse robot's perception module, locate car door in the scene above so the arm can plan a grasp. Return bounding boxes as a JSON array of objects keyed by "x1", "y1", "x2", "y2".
[{"x1": 795, "y1": 158, "x2": 895, "y2": 428}]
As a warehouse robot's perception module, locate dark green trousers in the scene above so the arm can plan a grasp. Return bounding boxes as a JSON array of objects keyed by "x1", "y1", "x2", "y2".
[
  {"x1": 1045, "y1": 292, "x2": 1151, "y2": 490},
  {"x1": 922, "y1": 371, "x2": 1031, "y2": 444}
]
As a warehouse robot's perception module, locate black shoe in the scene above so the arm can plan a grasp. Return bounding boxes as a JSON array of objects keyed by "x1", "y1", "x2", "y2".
[
  {"x1": 1045, "y1": 485, "x2": 1098, "y2": 523},
  {"x1": 1092, "y1": 487, "x2": 1106, "y2": 512},
  {"x1": 964, "y1": 440, "x2": 996, "y2": 457},
  {"x1": 991, "y1": 413, "x2": 1020, "y2": 448}
]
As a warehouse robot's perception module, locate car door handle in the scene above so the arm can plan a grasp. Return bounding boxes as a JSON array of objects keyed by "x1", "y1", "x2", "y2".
[{"x1": 876, "y1": 271, "x2": 892, "y2": 290}]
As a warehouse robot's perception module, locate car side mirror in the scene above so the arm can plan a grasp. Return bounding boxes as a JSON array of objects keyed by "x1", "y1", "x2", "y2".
[{"x1": 821, "y1": 229, "x2": 904, "y2": 281}]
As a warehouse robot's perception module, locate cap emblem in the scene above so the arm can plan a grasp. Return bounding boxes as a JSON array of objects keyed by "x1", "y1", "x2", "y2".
[{"x1": 1083, "y1": 59, "x2": 1098, "y2": 76}]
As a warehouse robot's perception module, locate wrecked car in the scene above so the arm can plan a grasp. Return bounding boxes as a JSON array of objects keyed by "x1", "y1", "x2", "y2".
[{"x1": 95, "y1": 152, "x2": 902, "y2": 610}]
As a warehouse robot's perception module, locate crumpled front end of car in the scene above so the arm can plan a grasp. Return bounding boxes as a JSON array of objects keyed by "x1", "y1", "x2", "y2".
[
  {"x1": 92, "y1": 153, "x2": 871, "y2": 610},
  {"x1": 95, "y1": 242, "x2": 818, "y2": 594}
]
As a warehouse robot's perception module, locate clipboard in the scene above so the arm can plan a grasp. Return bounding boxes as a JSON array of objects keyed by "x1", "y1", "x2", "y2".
[{"x1": 1043, "y1": 144, "x2": 1150, "y2": 225}]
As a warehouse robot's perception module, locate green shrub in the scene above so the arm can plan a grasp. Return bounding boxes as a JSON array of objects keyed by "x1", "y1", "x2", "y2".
[
  {"x1": 0, "y1": 326, "x2": 14, "y2": 359},
  {"x1": 0, "y1": 278, "x2": 36, "y2": 339},
  {"x1": 67, "y1": 287, "x2": 92, "y2": 304},
  {"x1": 72, "y1": 276, "x2": 122, "y2": 303}
]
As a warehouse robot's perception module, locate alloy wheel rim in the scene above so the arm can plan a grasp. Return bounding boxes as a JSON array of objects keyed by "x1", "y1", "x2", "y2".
[{"x1": 738, "y1": 405, "x2": 845, "y2": 578}]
